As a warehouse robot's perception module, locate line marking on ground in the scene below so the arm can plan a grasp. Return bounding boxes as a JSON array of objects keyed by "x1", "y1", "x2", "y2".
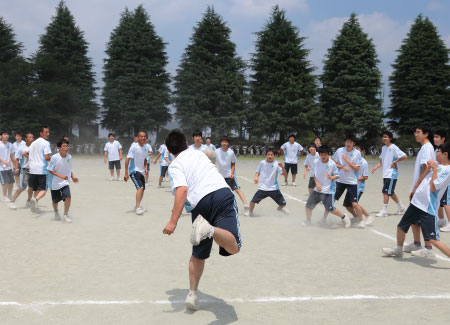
[{"x1": 237, "y1": 176, "x2": 450, "y2": 262}]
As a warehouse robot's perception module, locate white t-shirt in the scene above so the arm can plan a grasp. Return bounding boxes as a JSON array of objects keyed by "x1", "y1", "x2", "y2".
[
  {"x1": 357, "y1": 157, "x2": 369, "y2": 193},
  {"x1": 304, "y1": 152, "x2": 319, "y2": 176},
  {"x1": 15, "y1": 144, "x2": 30, "y2": 169},
  {"x1": 379, "y1": 144, "x2": 406, "y2": 179},
  {"x1": 215, "y1": 148, "x2": 237, "y2": 178},
  {"x1": 411, "y1": 164, "x2": 450, "y2": 216},
  {"x1": 47, "y1": 153, "x2": 72, "y2": 190},
  {"x1": 104, "y1": 140, "x2": 122, "y2": 161},
  {"x1": 281, "y1": 142, "x2": 303, "y2": 164},
  {"x1": 146, "y1": 144, "x2": 153, "y2": 161},
  {"x1": 205, "y1": 144, "x2": 216, "y2": 150},
  {"x1": 163, "y1": 148, "x2": 175, "y2": 163},
  {"x1": 25, "y1": 137, "x2": 51, "y2": 175},
  {"x1": 313, "y1": 159, "x2": 338, "y2": 194},
  {"x1": 256, "y1": 160, "x2": 283, "y2": 191},
  {"x1": 159, "y1": 144, "x2": 169, "y2": 167},
  {"x1": 0, "y1": 141, "x2": 13, "y2": 171},
  {"x1": 169, "y1": 149, "x2": 228, "y2": 209},
  {"x1": 410, "y1": 142, "x2": 436, "y2": 193},
  {"x1": 127, "y1": 143, "x2": 150, "y2": 174},
  {"x1": 333, "y1": 147, "x2": 361, "y2": 185},
  {"x1": 189, "y1": 144, "x2": 207, "y2": 151},
  {"x1": 12, "y1": 140, "x2": 25, "y2": 154}
]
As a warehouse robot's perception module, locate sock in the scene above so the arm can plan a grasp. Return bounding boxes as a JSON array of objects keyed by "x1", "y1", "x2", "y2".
[
  {"x1": 425, "y1": 246, "x2": 432, "y2": 250},
  {"x1": 189, "y1": 290, "x2": 197, "y2": 295},
  {"x1": 414, "y1": 241, "x2": 421, "y2": 247},
  {"x1": 209, "y1": 226, "x2": 214, "y2": 238},
  {"x1": 396, "y1": 245, "x2": 403, "y2": 250},
  {"x1": 382, "y1": 204, "x2": 388, "y2": 211},
  {"x1": 398, "y1": 201, "x2": 404, "y2": 208}
]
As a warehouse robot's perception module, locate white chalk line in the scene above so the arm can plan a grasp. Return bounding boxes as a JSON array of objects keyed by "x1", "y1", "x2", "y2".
[{"x1": 237, "y1": 176, "x2": 450, "y2": 262}]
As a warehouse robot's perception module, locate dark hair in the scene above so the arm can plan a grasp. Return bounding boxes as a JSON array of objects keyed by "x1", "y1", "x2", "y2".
[
  {"x1": 108, "y1": 133, "x2": 115, "y2": 138},
  {"x1": 137, "y1": 131, "x2": 147, "y2": 137},
  {"x1": 39, "y1": 126, "x2": 49, "y2": 133},
  {"x1": 0, "y1": 131, "x2": 8, "y2": 136},
  {"x1": 166, "y1": 130, "x2": 188, "y2": 155},
  {"x1": 416, "y1": 125, "x2": 433, "y2": 142},
  {"x1": 344, "y1": 134, "x2": 355, "y2": 142},
  {"x1": 220, "y1": 135, "x2": 231, "y2": 144},
  {"x1": 25, "y1": 132, "x2": 33, "y2": 138},
  {"x1": 206, "y1": 137, "x2": 211, "y2": 141},
  {"x1": 307, "y1": 143, "x2": 317, "y2": 153},
  {"x1": 382, "y1": 131, "x2": 393, "y2": 140},
  {"x1": 15, "y1": 131, "x2": 23, "y2": 137},
  {"x1": 354, "y1": 143, "x2": 363, "y2": 150},
  {"x1": 57, "y1": 138, "x2": 69, "y2": 148},
  {"x1": 266, "y1": 148, "x2": 276, "y2": 155},
  {"x1": 288, "y1": 134, "x2": 296, "y2": 140},
  {"x1": 318, "y1": 145, "x2": 330, "y2": 154},
  {"x1": 192, "y1": 130, "x2": 202, "y2": 138},
  {"x1": 439, "y1": 142, "x2": 450, "y2": 156},
  {"x1": 434, "y1": 129, "x2": 447, "y2": 141},
  {"x1": 314, "y1": 136, "x2": 321, "y2": 141}
]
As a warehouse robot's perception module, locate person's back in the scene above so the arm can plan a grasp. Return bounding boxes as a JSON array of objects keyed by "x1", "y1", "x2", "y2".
[{"x1": 28, "y1": 137, "x2": 51, "y2": 175}]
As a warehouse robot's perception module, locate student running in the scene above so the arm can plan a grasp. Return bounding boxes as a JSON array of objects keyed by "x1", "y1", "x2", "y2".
[{"x1": 280, "y1": 134, "x2": 304, "y2": 186}]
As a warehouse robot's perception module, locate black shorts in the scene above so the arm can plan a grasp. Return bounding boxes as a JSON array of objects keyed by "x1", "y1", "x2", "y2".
[
  {"x1": 225, "y1": 177, "x2": 240, "y2": 190},
  {"x1": 191, "y1": 187, "x2": 242, "y2": 259},
  {"x1": 19, "y1": 168, "x2": 29, "y2": 189},
  {"x1": 108, "y1": 160, "x2": 121, "y2": 170},
  {"x1": 306, "y1": 191, "x2": 335, "y2": 211},
  {"x1": 160, "y1": 165, "x2": 168, "y2": 177},
  {"x1": 335, "y1": 182, "x2": 358, "y2": 207},
  {"x1": 398, "y1": 204, "x2": 439, "y2": 241},
  {"x1": 251, "y1": 189, "x2": 286, "y2": 206},
  {"x1": 0, "y1": 170, "x2": 14, "y2": 185},
  {"x1": 382, "y1": 178, "x2": 397, "y2": 196},
  {"x1": 51, "y1": 185, "x2": 71, "y2": 203},
  {"x1": 28, "y1": 174, "x2": 48, "y2": 191},
  {"x1": 284, "y1": 163, "x2": 298, "y2": 175},
  {"x1": 308, "y1": 177, "x2": 315, "y2": 189},
  {"x1": 130, "y1": 171, "x2": 145, "y2": 190},
  {"x1": 357, "y1": 191, "x2": 364, "y2": 202},
  {"x1": 440, "y1": 188, "x2": 448, "y2": 207}
]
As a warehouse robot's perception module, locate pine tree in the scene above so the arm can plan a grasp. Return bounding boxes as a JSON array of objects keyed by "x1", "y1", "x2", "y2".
[
  {"x1": 249, "y1": 5, "x2": 318, "y2": 140},
  {"x1": 320, "y1": 13, "x2": 382, "y2": 139},
  {"x1": 174, "y1": 6, "x2": 246, "y2": 137},
  {"x1": 102, "y1": 5, "x2": 171, "y2": 137},
  {"x1": 33, "y1": 0, "x2": 98, "y2": 138},
  {"x1": 388, "y1": 15, "x2": 450, "y2": 134}
]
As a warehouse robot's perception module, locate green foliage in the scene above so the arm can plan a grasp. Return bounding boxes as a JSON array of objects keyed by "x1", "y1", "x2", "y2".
[
  {"x1": 249, "y1": 5, "x2": 318, "y2": 140},
  {"x1": 102, "y1": 5, "x2": 171, "y2": 137},
  {"x1": 174, "y1": 6, "x2": 246, "y2": 138},
  {"x1": 388, "y1": 15, "x2": 450, "y2": 134},
  {"x1": 320, "y1": 13, "x2": 382, "y2": 139}
]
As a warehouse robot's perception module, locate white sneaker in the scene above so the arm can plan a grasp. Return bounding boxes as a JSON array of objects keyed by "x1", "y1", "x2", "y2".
[
  {"x1": 185, "y1": 292, "x2": 199, "y2": 311},
  {"x1": 109, "y1": 176, "x2": 114, "y2": 181},
  {"x1": 63, "y1": 215, "x2": 72, "y2": 223},
  {"x1": 30, "y1": 198, "x2": 38, "y2": 213},
  {"x1": 440, "y1": 224, "x2": 450, "y2": 232},
  {"x1": 353, "y1": 220, "x2": 366, "y2": 229},
  {"x1": 437, "y1": 218, "x2": 447, "y2": 228},
  {"x1": 135, "y1": 207, "x2": 144, "y2": 215},
  {"x1": 303, "y1": 220, "x2": 312, "y2": 227},
  {"x1": 115, "y1": 177, "x2": 121, "y2": 181},
  {"x1": 8, "y1": 202, "x2": 17, "y2": 210},
  {"x1": 395, "y1": 206, "x2": 406, "y2": 215},
  {"x1": 403, "y1": 242, "x2": 422, "y2": 253},
  {"x1": 382, "y1": 246, "x2": 403, "y2": 257},
  {"x1": 365, "y1": 216, "x2": 375, "y2": 226},
  {"x1": 2, "y1": 196, "x2": 11, "y2": 203},
  {"x1": 411, "y1": 248, "x2": 436, "y2": 258},
  {"x1": 25, "y1": 201, "x2": 30, "y2": 208},
  {"x1": 243, "y1": 205, "x2": 250, "y2": 216},
  {"x1": 277, "y1": 207, "x2": 290, "y2": 214},
  {"x1": 342, "y1": 214, "x2": 351, "y2": 228},
  {"x1": 318, "y1": 218, "x2": 328, "y2": 227},
  {"x1": 54, "y1": 212, "x2": 61, "y2": 221},
  {"x1": 376, "y1": 210, "x2": 388, "y2": 217},
  {"x1": 282, "y1": 181, "x2": 288, "y2": 186},
  {"x1": 292, "y1": 182, "x2": 296, "y2": 187},
  {"x1": 190, "y1": 215, "x2": 212, "y2": 246}
]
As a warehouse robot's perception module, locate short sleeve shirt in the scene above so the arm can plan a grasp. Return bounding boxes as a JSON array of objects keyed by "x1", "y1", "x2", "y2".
[
  {"x1": 104, "y1": 141, "x2": 122, "y2": 161},
  {"x1": 256, "y1": 160, "x2": 283, "y2": 191},
  {"x1": 410, "y1": 142, "x2": 436, "y2": 193},
  {"x1": 333, "y1": 147, "x2": 361, "y2": 185},
  {"x1": 205, "y1": 144, "x2": 216, "y2": 150},
  {"x1": 12, "y1": 140, "x2": 25, "y2": 154},
  {"x1": 15, "y1": 144, "x2": 30, "y2": 169},
  {"x1": 281, "y1": 142, "x2": 303, "y2": 164},
  {"x1": 189, "y1": 144, "x2": 207, "y2": 151},
  {"x1": 47, "y1": 153, "x2": 72, "y2": 190},
  {"x1": 357, "y1": 157, "x2": 369, "y2": 193},
  {"x1": 127, "y1": 143, "x2": 150, "y2": 174},
  {"x1": 314, "y1": 159, "x2": 338, "y2": 194},
  {"x1": 159, "y1": 144, "x2": 169, "y2": 167},
  {"x1": 379, "y1": 144, "x2": 406, "y2": 179},
  {"x1": 304, "y1": 153, "x2": 319, "y2": 176},
  {"x1": 0, "y1": 141, "x2": 13, "y2": 171},
  {"x1": 25, "y1": 137, "x2": 52, "y2": 175},
  {"x1": 215, "y1": 148, "x2": 237, "y2": 178}
]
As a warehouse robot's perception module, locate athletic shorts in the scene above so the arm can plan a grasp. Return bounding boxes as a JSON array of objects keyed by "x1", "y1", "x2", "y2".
[
  {"x1": 51, "y1": 185, "x2": 71, "y2": 203},
  {"x1": 357, "y1": 191, "x2": 364, "y2": 202},
  {"x1": 160, "y1": 165, "x2": 168, "y2": 177},
  {"x1": 308, "y1": 177, "x2": 315, "y2": 189},
  {"x1": 19, "y1": 168, "x2": 29, "y2": 189},
  {"x1": 335, "y1": 182, "x2": 358, "y2": 207},
  {"x1": 284, "y1": 163, "x2": 298, "y2": 175},
  {"x1": 0, "y1": 170, "x2": 14, "y2": 185},
  {"x1": 398, "y1": 204, "x2": 439, "y2": 241},
  {"x1": 251, "y1": 189, "x2": 286, "y2": 206},
  {"x1": 108, "y1": 160, "x2": 121, "y2": 170},
  {"x1": 440, "y1": 188, "x2": 448, "y2": 207},
  {"x1": 130, "y1": 171, "x2": 145, "y2": 190},
  {"x1": 382, "y1": 178, "x2": 397, "y2": 196},
  {"x1": 225, "y1": 177, "x2": 240, "y2": 190},
  {"x1": 306, "y1": 191, "x2": 335, "y2": 211},
  {"x1": 191, "y1": 187, "x2": 242, "y2": 259},
  {"x1": 28, "y1": 174, "x2": 48, "y2": 191}
]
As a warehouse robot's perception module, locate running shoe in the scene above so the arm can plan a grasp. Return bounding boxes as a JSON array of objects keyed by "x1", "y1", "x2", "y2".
[
  {"x1": 30, "y1": 198, "x2": 38, "y2": 213},
  {"x1": 411, "y1": 248, "x2": 436, "y2": 258},
  {"x1": 382, "y1": 246, "x2": 403, "y2": 257},
  {"x1": 2, "y1": 196, "x2": 11, "y2": 203},
  {"x1": 342, "y1": 214, "x2": 351, "y2": 228},
  {"x1": 190, "y1": 215, "x2": 212, "y2": 246},
  {"x1": 365, "y1": 216, "x2": 375, "y2": 226},
  {"x1": 403, "y1": 243, "x2": 422, "y2": 253},
  {"x1": 437, "y1": 218, "x2": 447, "y2": 228},
  {"x1": 376, "y1": 210, "x2": 388, "y2": 217},
  {"x1": 353, "y1": 220, "x2": 366, "y2": 229},
  {"x1": 277, "y1": 207, "x2": 290, "y2": 214},
  {"x1": 8, "y1": 202, "x2": 17, "y2": 210},
  {"x1": 135, "y1": 207, "x2": 144, "y2": 215},
  {"x1": 185, "y1": 292, "x2": 199, "y2": 311},
  {"x1": 282, "y1": 181, "x2": 288, "y2": 186},
  {"x1": 292, "y1": 182, "x2": 296, "y2": 187},
  {"x1": 25, "y1": 200, "x2": 30, "y2": 208},
  {"x1": 63, "y1": 215, "x2": 72, "y2": 223},
  {"x1": 54, "y1": 212, "x2": 61, "y2": 221},
  {"x1": 440, "y1": 224, "x2": 450, "y2": 232},
  {"x1": 395, "y1": 206, "x2": 406, "y2": 215},
  {"x1": 109, "y1": 177, "x2": 114, "y2": 181}
]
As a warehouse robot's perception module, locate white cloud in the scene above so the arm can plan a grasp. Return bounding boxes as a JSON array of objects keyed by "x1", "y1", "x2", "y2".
[
  {"x1": 426, "y1": 1, "x2": 443, "y2": 11},
  {"x1": 230, "y1": 0, "x2": 308, "y2": 17}
]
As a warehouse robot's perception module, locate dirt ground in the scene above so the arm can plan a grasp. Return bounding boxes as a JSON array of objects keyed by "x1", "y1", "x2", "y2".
[{"x1": 1, "y1": 155, "x2": 450, "y2": 324}]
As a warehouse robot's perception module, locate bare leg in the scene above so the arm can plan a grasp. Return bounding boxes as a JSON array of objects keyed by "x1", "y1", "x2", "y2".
[
  {"x1": 292, "y1": 174, "x2": 297, "y2": 183},
  {"x1": 383, "y1": 193, "x2": 389, "y2": 204},
  {"x1": 11, "y1": 188, "x2": 25, "y2": 202},
  {"x1": 305, "y1": 207, "x2": 312, "y2": 221},
  {"x1": 234, "y1": 189, "x2": 247, "y2": 206},
  {"x1": 351, "y1": 202, "x2": 363, "y2": 221},
  {"x1": 391, "y1": 193, "x2": 400, "y2": 204},
  {"x1": 346, "y1": 206, "x2": 356, "y2": 217},
  {"x1": 34, "y1": 189, "x2": 46, "y2": 201},
  {"x1": 212, "y1": 227, "x2": 239, "y2": 255},
  {"x1": 7, "y1": 183, "x2": 13, "y2": 198},
  {"x1": 445, "y1": 205, "x2": 450, "y2": 222},
  {"x1": 397, "y1": 227, "x2": 406, "y2": 246},
  {"x1": 116, "y1": 169, "x2": 120, "y2": 178},
  {"x1": 438, "y1": 206, "x2": 444, "y2": 220},
  {"x1": 1, "y1": 184, "x2": 7, "y2": 197},
  {"x1": 109, "y1": 169, "x2": 114, "y2": 177},
  {"x1": 135, "y1": 187, "x2": 144, "y2": 208},
  {"x1": 52, "y1": 202, "x2": 58, "y2": 212},
  {"x1": 189, "y1": 256, "x2": 205, "y2": 291},
  {"x1": 158, "y1": 176, "x2": 163, "y2": 186},
  {"x1": 249, "y1": 202, "x2": 255, "y2": 213},
  {"x1": 430, "y1": 240, "x2": 450, "y2": 258},
  {"x1": 27, "y1": 187, "x2": 32, "y2": 201},
  {"x1": 64, "y1": 197, "x2": 71, "y2": 215},
  {"x1": 411, "y1": 224, "x2": 421, "y2": 244},
  {"x1": 359, "y1": 204, "x2": 369, "y2": 217},
  {"x1": 331, "y1": 209, "x2": 344, "y2": 218}
]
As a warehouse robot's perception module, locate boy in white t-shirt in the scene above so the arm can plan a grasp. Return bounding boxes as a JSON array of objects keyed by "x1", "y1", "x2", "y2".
[
  {"x1": 205, "y1": 137, "x2": 216, "y2": 150},
  {"x1": 305, "y1": 145, "x2": 351, "y2": 228},
  {"x1": 371, "y1": 131, "x2": 407, "y2": 217},
  {"x1": 280, "y1": 134, "x2": 303, "y2": 186},
  {"x1": 189, "y1": 130, "x2": 207, "y2": 151},
  {"x1": 47, "y1": 139, "x2": 79, "y2": 223},
  {"x1": 0, "y1": 131, "x2": 15, "y2": 202},
  {"x1": 103, "y1": 133, "x2": 123, "y2": 181},
  {"x1": 354, "y1": 144, "x2": 372, "y2": 226},
  {"x1": 12, "y1": 131, "x2": 25, "y2": 188},
  {"x1": 433, "y1": 130, "x2": 450, "y2": 231},
  {"x1": 383, "y1": 141, "x2": 450, "y2": 259},
  {"x1": 215, "y1": 136, "x2": 250, "y2": 215},
  {"x1": 153, "y1": 143, "x2": 169, "y2": 188},
  {"x1": 303, "y1": 143, "x2": 319, "y2": 194},
  {"x1": 162, "y1": 130, "x2": 241, "y2": 311},
  {"x1": 248, "y1": 149, "x2": 289, "y2": 216},
  {"x1": 144, "y1": 142, "x2": 153, "y2": 185}
]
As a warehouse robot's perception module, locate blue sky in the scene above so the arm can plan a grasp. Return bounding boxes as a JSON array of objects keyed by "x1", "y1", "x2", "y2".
[{"x1": 1, "y1": 0, "x2": 449, "y2": 109}]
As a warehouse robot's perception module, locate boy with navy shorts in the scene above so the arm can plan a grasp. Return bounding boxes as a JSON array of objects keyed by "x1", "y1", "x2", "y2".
[
  {"x1": 433, "y1": 130, "x2": 450, "y2": 231},
  {"x1": 303, "y1": 143, "x2": 319, "y2": 194},
  {"x1": 162, "y1": 130, "x2": 241, "y2": 311},
  {"x1": 280, "y1": 134, "x2": 303, "y2": 186},
  {"x1": 104, "y1": 133, "x2": 123, "y2": 181},
  {"x1": 248, "y1": 149, "x2": 289, "y2": 216},
  {"x1": 215, "y1": 136, "x2": 250, "y2": 215},
  {"x1": 0, "y1": 131, "x2": 15, "y2": 202},
  {"x1": 353, "y1": 144, "x2": 372, "y2": 225},
  {"x1": 153, "y1": 143, "x2": 170, "y2": 188},
  {"x1": 383, "y1": 142, "x2": 450, "y2": 259},
  {"x1": 47, "y1": 139, "x2": 79, "y2": 223},
  {"x1": 371, "y1": 131, "x2": 407, "y2": 217},
  {"x1": 11, "y1": 131, "x2": 25, "y2": 188},
  {"x1": 124, "y1": 131, "x2": 150, "y2": 215}
]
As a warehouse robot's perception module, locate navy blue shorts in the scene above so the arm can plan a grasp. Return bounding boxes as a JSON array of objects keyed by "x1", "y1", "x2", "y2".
[
  {"x1": 28, "y1": 174, "x2": 48, "y2": 191},
  {"x1": 382, "y1": 178, "x2": 397, "y2": 196},
  {"x1": 51, "y1": 185, "x2": 71, "y2": 203},
  {"x1": 308, "y1": 177, "x2": 315, "y2": 189},
  {"x1": 440, "y1": 188, "x2": 448, "y2": 207},
  {"x1": 397, "y1": 204, "x2": 439, "y2": 241},
  {"x1": 108, "y1": 160, "x2": 121, "y2": 170},
  {"x1": 251, "y1": 189, "x2": 286, "y2": 206},
  {"x1": 225, "y1": 177, "x2": 240, "y2": 190},
  {"x1": 0, "y1": 170, "x2": 14, "y2": 185},
  {"x1": 284, "y1": 163, "x2": 298, "y2": 175},
  {"x1": 335, "y1": 182, "x2": 358, "y2": 207},
  {"x1": 191, "y1": 187, "x2": 242, "y2": 260},
  {"x1": 306, "y1": 191, "x2": 335, "y2": 212},
  {"x1": 357, "y1": 191, "x2": 364, "y2": 202},
  {"x1": 160, "y1": 165, "x2": 168, "y2": 177},
  {"x1": 130, "y1": 171, "x2": 145, "y2": 190}
]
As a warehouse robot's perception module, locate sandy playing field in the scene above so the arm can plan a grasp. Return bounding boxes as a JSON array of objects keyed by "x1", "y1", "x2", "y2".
[{"x1": 1, "y1": 156, "x2": 449, "y2": 324}]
